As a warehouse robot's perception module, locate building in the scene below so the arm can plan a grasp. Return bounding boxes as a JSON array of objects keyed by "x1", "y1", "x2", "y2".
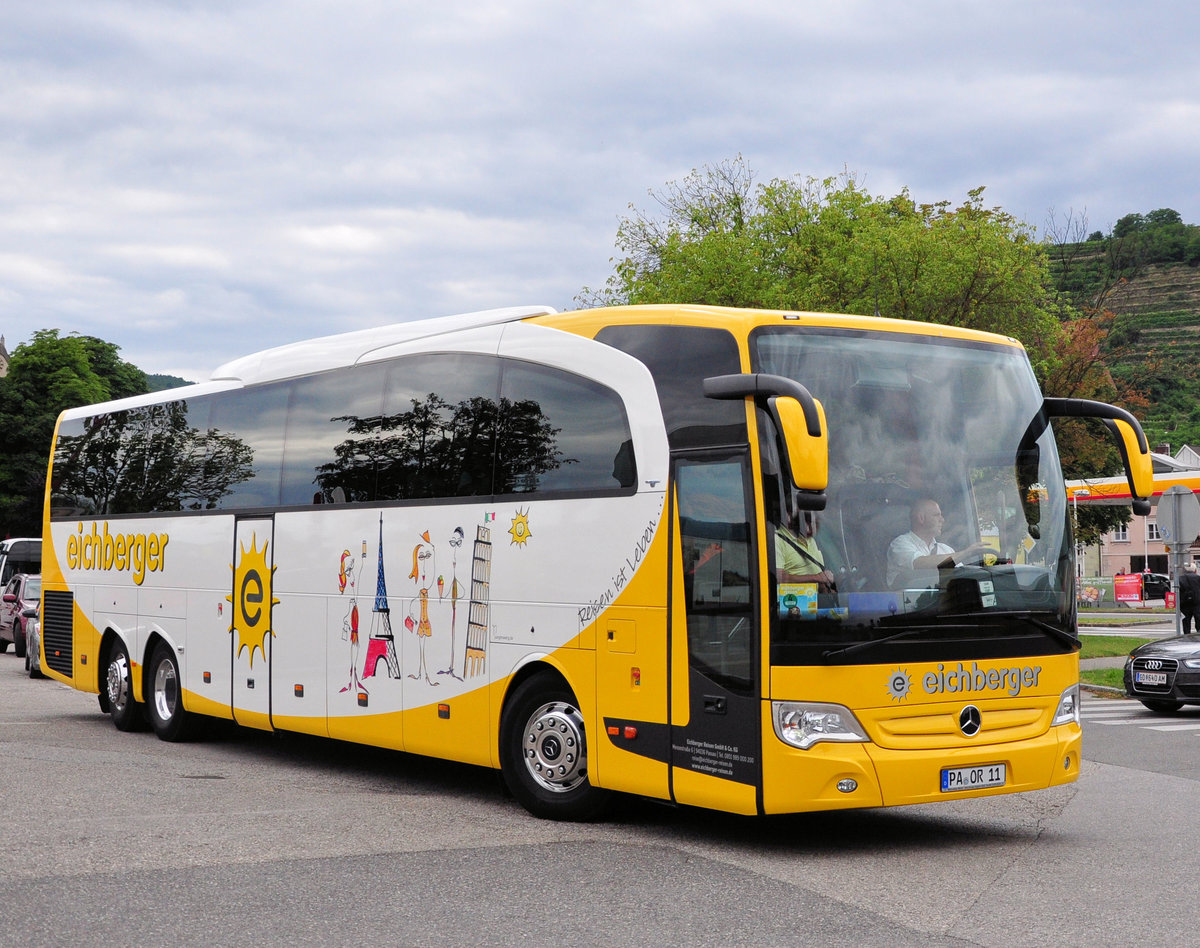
[{"x1": 0, "y1": 335, "x2": 8, "y2": 377}]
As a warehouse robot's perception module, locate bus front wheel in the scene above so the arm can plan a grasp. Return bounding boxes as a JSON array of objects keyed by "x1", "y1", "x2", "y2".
[
  {"x1": 104, "y1": 639, "x2": 144, "y2": 732},
  {"x1": 147, "y1": 643, "x2": 197, "y2": 742},
  {"x1": 499, "y1": 673, "x2": 610, "y2": 821}
]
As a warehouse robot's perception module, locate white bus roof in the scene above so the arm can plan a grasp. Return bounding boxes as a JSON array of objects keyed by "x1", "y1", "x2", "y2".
[{"x1": 211, "y1": 305, "x2": 556, "y2": 385}]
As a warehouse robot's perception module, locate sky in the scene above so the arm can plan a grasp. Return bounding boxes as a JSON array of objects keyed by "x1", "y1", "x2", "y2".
[{"x1": 2, "y1": 0, "x2": 1199, "y2": 381}]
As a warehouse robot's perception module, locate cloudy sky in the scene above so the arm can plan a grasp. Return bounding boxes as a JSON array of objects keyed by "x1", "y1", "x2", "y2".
[{"x1": 3, "y1": 0, "x2": 1198, "y2": 381}]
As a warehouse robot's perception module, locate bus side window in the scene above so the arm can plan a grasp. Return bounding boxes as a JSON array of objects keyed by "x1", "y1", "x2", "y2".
[
  {"x1": 379, "y1": 353, "x2": 500, "y2": 501},
  {"x1": 596, "y1": 324, "x2": 744, "y2": 450},
  {"x1": 496, "y1": 361, "x2": 635, "y2": 495},
  {"x1": 281, "y1": 363, "x2": 387, "y2": 506},
  {"x1": 207, "y1": 382, "x2": 292, "y2": 509}
]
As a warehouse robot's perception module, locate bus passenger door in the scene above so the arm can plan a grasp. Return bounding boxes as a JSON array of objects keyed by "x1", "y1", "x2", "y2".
[
  {"x1": 670, "y1": 454, "x2": 761, "y2": 815},
  {"x1": 230, "y1": 517, "x2": 275, "y2": 731}
]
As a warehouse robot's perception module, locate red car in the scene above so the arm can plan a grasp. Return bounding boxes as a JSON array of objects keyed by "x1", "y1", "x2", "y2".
[{"x1": 1, "y1": 573, "x2": 40, "y2": 659}]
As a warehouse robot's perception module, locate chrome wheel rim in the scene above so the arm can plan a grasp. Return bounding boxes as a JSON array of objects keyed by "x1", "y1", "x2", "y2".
[
  {"x1": 153, "y1": 656, "x2": 178, "y2": 723},
  {"x1": 106, "y1": 651, "x2": 130, "y2": 712},
  {"x1": 520, "y1": 700, "x2": 587, "y2": 794}
]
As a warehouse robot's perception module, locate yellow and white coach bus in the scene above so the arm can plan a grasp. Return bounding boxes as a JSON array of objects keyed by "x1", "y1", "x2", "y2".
[{"x1": 39, "y1": 304, "x2": 1153, "y2": 819}]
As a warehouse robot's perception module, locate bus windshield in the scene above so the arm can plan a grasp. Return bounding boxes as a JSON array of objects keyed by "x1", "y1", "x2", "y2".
[{"x1": 753, "y1": 327, "x2": 1072, "y2": 665}]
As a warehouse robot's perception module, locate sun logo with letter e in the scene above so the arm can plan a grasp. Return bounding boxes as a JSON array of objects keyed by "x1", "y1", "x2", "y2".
[
  {"x1": 508, "y1": 508, "x2": 532, "y2": 547},
  {"x1": 227, "y1": 533, "x2": 279, "y2": 668},
  {"x1": 886, "y1": 667, "x2": 912, "y2": 702}
]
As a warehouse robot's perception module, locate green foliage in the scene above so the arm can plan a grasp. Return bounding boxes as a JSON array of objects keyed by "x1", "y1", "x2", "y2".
[
  {"x1": 0, "y1": 330, "x2": 148, "y2": 536},
  {"x1": 584, "y1": 159, "x2": 1066, "y2": 370},
  {"x1": 1078, "y1": 634, "x2": 1156, "y2": 658},
  {"x1": 1051, "y1": 208, "x2": 1200, "y2": 313},
  {"x1": 147, "y1": 373, "x2": 193, "y2": 392}
]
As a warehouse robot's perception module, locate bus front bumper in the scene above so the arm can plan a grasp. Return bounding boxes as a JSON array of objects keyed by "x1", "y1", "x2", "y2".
[{"x1": 761, "y1": 703, "x2": 1080, "y2": 814}]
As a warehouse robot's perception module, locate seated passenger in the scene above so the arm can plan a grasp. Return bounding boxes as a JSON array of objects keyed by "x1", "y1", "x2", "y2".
[
  {"x1": 776, "y1": 511, "x2": 836, "y2": 594},
  {"x1": 886, "y1": 498, "x2": 985, "y2": 589}
]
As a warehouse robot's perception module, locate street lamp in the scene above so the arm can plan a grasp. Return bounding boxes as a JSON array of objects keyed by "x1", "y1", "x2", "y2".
[{"x1": 1072, "y1": 488, "x2": 1091, "y2": 580}]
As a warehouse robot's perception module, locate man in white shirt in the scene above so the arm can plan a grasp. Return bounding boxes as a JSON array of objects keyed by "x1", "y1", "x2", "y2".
[{"x1": 887, "y1": 498, "x2": 985, "y2": 588}]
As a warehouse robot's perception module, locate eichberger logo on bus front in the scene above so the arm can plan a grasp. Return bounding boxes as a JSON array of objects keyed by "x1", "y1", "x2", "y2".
[
  {"x1": 888, "y1": 661, "x2": 1043, "y2": 700},
  {"x1": 886, "y1": 668, "x2": 912, "y2": 701}
]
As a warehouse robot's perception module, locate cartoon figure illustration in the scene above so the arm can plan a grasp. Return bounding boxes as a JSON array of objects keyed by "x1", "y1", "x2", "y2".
[
  {"x1": 338, "y1": 544, "x2": 367, "y2": 700},
  {"x1": 437, "y1": 526, "x2": 466, "y2": 681},
  {"x1": 405, "y1": 530, "x2": 440, "y2": 686},
  {"x1": 363, "y1": 515, "x2": 401, "y2": 683}
]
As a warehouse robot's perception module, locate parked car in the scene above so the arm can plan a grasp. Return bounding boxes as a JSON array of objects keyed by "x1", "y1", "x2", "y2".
[
  {"x1": 1141, "y1": 572, "x2": 1171, "y2": 600},
  {"x1": 1124, "y1": 635, "x2": 1200, "y2": 712},
  {"x1": 0, "y1": 573, "x2": 40, "y2": 658},
  {"x1": 24, "y1": 601, "x2": 43, "y2": 679}
]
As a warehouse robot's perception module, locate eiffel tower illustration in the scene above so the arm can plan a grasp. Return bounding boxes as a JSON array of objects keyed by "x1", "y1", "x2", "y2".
[{"x1": 363, "y1": 515, "x2": 401, "y2": 690}]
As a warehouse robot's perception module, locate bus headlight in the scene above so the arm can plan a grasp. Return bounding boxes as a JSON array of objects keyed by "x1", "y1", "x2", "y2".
[
  {"x1": 1053, "y1": 684, "x2": 1080, "y2": 726},
  {"x1": 773, "y1": 701, "x2": 870, "y2": 750}
]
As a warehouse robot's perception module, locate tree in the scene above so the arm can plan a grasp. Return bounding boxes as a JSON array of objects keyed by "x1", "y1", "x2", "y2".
[
  {"x1": 0, "y1": 330, "x2": 148, "y2": 536},
  {"x1": 584, "y1": 159, "x2": 1062, "y2": 368}
]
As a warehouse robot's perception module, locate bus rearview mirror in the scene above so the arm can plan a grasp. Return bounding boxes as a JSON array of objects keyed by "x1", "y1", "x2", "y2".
[
  {"x1": 772, "y1": 394, "x2": 828, "y2": 496},
  {"x1": 1106, "y1": 417, "x2": 1154, "y2": 500},
  {"x1": 702, "y1": 373, "x2": 829, "y2": 508}
]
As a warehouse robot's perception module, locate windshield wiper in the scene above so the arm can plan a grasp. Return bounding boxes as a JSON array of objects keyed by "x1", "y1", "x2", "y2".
[
  {"x1": 822, "y1": 624, "x2": 978, "y2": 660},
  {"x1": 987, "y1": 611, "x2": 1079, "y2": 651}
]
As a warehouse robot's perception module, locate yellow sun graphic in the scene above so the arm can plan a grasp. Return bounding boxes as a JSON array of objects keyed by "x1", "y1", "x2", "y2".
[
  {"x1": 508, "y1": 508, "x2": 532, "y2": 547},
  {"x1": 226, "y1": 533, "x2": 279, "y2": 667}
]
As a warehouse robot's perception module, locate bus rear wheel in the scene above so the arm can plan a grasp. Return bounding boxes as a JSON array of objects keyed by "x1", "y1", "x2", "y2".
[
  {"x1": 147, "y1": 643, "x2": 197, "y2": 741},
  {"x1": 500, "y1": 673, "x2": 610, "y2": 821},
  {"x1": 105, "y1": 639, "x2": 144, "y2": 731}
]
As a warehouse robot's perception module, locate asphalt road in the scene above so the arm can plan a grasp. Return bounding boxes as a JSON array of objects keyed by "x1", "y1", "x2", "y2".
[{"x1": 4, "y1": 652, "x2": 1200, "y2": 947}]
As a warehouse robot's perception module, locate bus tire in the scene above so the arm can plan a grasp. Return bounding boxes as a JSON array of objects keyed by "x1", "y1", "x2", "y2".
[
  {"x1": 147, "y1": 642, "x2": 197, "y2": 742},
  {"x1": 104, "y1": 638, "x2": 144, "y2": 732},
  {"x1": 499, "y1": 672, "x2": 610, "y2": 821}
]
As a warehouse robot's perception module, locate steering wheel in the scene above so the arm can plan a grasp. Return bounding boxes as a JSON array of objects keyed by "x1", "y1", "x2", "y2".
[{"x1": 963, "y1": 547, "x2": 1005, "y2": 567}]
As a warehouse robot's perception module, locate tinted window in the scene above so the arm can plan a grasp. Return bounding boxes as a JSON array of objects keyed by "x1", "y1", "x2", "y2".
[
  {"x1": 378, "y1": 353, "x2": 501, "y2": 500},
  {"x1": 596, "y1": 325, "x2": 745, "y2": 448},
  {"x1": 496, "y1": 360, "x2": 634, "y2": 494},
  {"x1": 49, "y1": 400, "x2": 255, "y2": 515},
  {"x1": 49, "y1": 352, "x2": 639, "y2": 517},
  {"x1": 677, "y1": 456, "x2": 754, "y2": 694},
  {"x1": 49, "y1": 418, "x2": 93, "y2": 516},
  {"x1": 281, "y1": 364, "x2": 387, "y2": 505},
  {"x1": 207, "y1": 382, "x2": 291, "y2": 509}
]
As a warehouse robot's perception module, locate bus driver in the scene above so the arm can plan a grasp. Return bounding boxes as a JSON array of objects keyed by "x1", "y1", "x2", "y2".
[{"x1": 887, "y1": 498, "x2": 985, "y2": 589}]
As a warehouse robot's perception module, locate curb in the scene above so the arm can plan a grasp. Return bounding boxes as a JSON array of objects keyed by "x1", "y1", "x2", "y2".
[{"x1": 1080, "y1": 683, "x2": 1125, "y2": 696}]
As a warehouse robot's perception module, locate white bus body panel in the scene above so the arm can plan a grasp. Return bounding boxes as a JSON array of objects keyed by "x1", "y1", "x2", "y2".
[{"x1": 51, "y1": 317, "x2": 671, "y2": 746}]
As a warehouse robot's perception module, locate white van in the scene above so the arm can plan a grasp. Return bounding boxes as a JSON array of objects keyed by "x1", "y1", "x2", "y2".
[{"x1": 0, "y1": 537, "x2": 41, "y2": 586}]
